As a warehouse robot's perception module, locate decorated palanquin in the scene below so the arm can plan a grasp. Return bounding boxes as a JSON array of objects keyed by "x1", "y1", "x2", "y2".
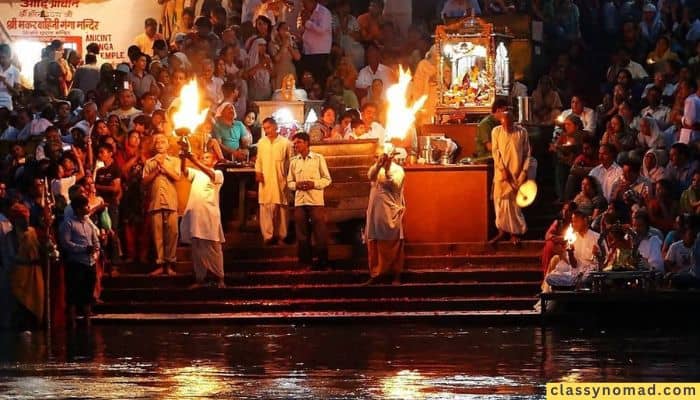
[{"x1": 435, "y1": 16, "x2": 512, "y2": 122}]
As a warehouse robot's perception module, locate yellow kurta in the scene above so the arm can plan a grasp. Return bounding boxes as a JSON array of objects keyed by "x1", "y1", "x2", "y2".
[
  {"x1": 10, "y1": 227, "x2": 45, "y2": 323},
  {"x1": 491, "y1": 124, "x2": 531, "y2": 235},
  {"x1": 255, "y1": 135, "x2": 293, "y2": 205}
]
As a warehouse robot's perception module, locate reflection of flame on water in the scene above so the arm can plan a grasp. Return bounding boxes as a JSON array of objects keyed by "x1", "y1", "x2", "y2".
[
  {"x1": 564, "y1": 224, "x2": 576, "y2": 247},
  {"x1": 385, "y1": 67, "x2": 428, "y2": 149},
  {"x1": 168, "y1": 366, "x2": 228, "y2": 398},
  {"x1": 172, "y1": 79, "x2": 208, "y2": 133},
  {"x1": 381, "y1": 370, "x2": 427, "y2": 400}
]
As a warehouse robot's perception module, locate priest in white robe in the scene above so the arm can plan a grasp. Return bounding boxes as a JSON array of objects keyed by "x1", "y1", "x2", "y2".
[
  {"x1": 255, "y1": 117, "x2": 293, "y2": 244},
  {"x1": 490, "y1": 110, "x2": 531, "y2": 245},
  {"x1": 364, "y1": 152, "x2": 406, "y2": 285},
  {"x1": 180, "y1": 151, "x2": 226, "y2": 288}
]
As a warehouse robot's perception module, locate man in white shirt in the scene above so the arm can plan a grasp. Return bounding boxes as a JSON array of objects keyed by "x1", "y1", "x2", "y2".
[
  {"x1": 288, "y1": 132, "x2": 332, "y2": 269},
  {"x1": 355, "y1": 44, "x2": 394, "y2": 100},
  {"x1": 640, "y1": 86, "x2": 670, "y2": 129},
  {"x1": 568, "y1": 210, "x2": 601, "y2": 282},
  {"x1": 297, "y1": 0, "x2": 332, "y2": 89},
  {"x1": 256, "y1": 117, "x2": 293, "y2": 245},
  {"x1": 632, "y1": 210, "x2": 664, "y2": 273},
  {"x1": 0, "y1": 44, "x2": 20, "y2": 111},
  {"x1": 589, "y1": 144, "x2": 623, "y2": 202},
  {"x1": 681, "y1": 78, "x2": 700, "y2": 144},
  {"x1": 665, "y1": 228, "x2": 695, "y2": 275},
  {"x1": 198, "y1": 58, "x2": 224, "y2": 106}
]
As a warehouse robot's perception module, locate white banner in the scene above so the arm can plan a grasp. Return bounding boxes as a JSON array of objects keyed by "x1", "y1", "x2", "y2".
[{"x1": 0, "y1": 0, "x2": 161, "y2": 65}]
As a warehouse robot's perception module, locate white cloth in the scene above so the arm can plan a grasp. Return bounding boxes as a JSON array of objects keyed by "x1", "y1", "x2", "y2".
[
  {"x1": 558, "y1": 107, "x2": 597, "y2": 133},
  {"x1": 255, "y1": 135, "x2": 293, "y2": 205},
  {"x1": 589, "y1": 163, "x2": 623, "y2": 202},
  {"x1": 298, "y1": 3, "x2": 332, "y2": 55},
  {"x1": 573, "y1": 229, "x2": 600, "y2": 272},
  {"x1": 665, "y1": 240, "x2": 694, "y2": 273},
  {"x1": 51, "y1": 176, "x2": 76, "y2": 204},
  {"x1": 356, "y1": 63, "x2": 393, "y2": 90},
  {"x1": 191, "y1": 237, "x2": 224, "y2": 281},
  {"x1": 17, "y1": 118, "x2": 52, "y2": 141},
  {"x1": 259, "y1": 203, "x2": 288, "y2": 241},
  {"x1": 640, "y1": 105, "x2": 670, "y2": 129},
  {"x1": 623, "y1": 61, "x2": 648, "y2": 80},
  {"x1": 491, "y1": 125, "x2": 530, "y2": 235},
  {"x1": 203, "y1": 77, "x2": 224, "y2": 105},
  {"x1": 681, "y1": 93, "x2": 700, "y2": 143},
  {"x1": 0, "y1": 65, "x2": 19, "y2": 111},
  {"x1": 180, "y1": 168, "x2": 225, "y2": 243},
  {"x1": 366, "y1": 162, "x2": 405, "y2": 241},
  {"x1": 287, "y1": 151, "x2": 332, "y2": 206},
  {"x1": 638, "y1": 234, "x2": 664, "y2": 272}
]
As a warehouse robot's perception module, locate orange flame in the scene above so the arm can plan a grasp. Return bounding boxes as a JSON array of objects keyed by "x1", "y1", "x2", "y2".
[
  {"x1": 172, "y1": 79, "x2": 208, "y2": 133},
  {"x1": 385, "y1": 66, "x2": 427, "y2": 143}
]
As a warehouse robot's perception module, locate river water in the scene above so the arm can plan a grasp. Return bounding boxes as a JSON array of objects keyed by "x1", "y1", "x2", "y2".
[{"x1": 0, "y1": 323, "x2": 698, "y2": 399}]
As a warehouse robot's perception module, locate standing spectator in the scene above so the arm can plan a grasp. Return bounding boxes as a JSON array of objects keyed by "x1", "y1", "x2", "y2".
[
  {"x1": 59, "y1": 195, "x2": 100, "y2": 328},
  {"x1": 297, "y1": 0, "x2": 332, "y2": 90},
  {"x1": 142, "y1": 134, "x2": 181, "y2": 276},
  {"x1": 475, "y1": 99, "x2": 508, "y2": 159},
  {"x1": 133, "y1": 18, "x2": 163, "y2": 57},
  {"x1": 531, "y1": 75, "x2": 562, "y2": 125},
  {"x1": 364, "y1": 152, "x2": 406, "y2": 285},
  {"x1": 94, "y1": 143, "x2": 123, "y2": 267},
  {"x1": 270, "y1": 22, "x2": 302, "y2": 90},
  {"x1": 255, "y1": 117, "x2": 293, "y2": 245},
  {"x1": 0, "y1": 44, "x2": 20, "y2": 111},
  {"x1": 129, "y1": 53, "x2": 159, "y2": 99},
  {"x1": 244, "y1": 37, "x2": 273, "y2": 101},
  {"x1": 71, "y1": 53, "x2": 100, "y2": 94},
  {"x1": 589, "y1": 144, "x2": 624, "y2": 203},
  {"x1": 180, "y1": 151, "x2": 226, "y2": 288},
  {"x1": 336, "y1": 1, "x2": 365, "y2": 70},
  {"x1": 117, "y1": 131, "x2": 148, "y2": 264},
  {"x1": 287, "y1": 132, "x2": 332, "y2": 269},
  {"x1": 357, "y1": 0, "x2": 384, "y2": 43}
]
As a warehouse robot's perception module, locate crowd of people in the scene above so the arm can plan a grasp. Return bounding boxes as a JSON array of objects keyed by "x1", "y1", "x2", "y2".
[
  {"x1": 0, "y1": 0, "x2": 424, "y2": 329},
  {"x1": 528, "y1": 0, "x2": 700, "y2": 294},
  {"x1": 3, "y1": 0, "x2": 700, "y2": 330}
]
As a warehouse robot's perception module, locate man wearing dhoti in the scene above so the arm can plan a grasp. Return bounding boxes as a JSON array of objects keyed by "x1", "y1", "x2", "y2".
[
  {"x1": 159, "y1": 0, "x2": 185, "y2": 40},
  {"x1": 255, "y1": 117, "x2": 293, "y2": 245},
  {"x1": 364, "y1": 152, "x2": 406, "y2": 285},
  {"x1": 180, "y1": 151, "x2": 226, "y2": 288},
  {"x1": 490, "y1": 110, "x2": 531, "y2": 246}
]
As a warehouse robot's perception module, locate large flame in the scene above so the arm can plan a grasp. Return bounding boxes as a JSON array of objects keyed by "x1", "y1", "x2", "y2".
[
  {"x1": 385, "y1": 66, "x2": 427, "y2": 143},
  {"x1": 564, "y1": 224, "x2": 576, "y2": 247},
  {"x1": 172, "y1": 79, "x2": 208, "y2": 133}
]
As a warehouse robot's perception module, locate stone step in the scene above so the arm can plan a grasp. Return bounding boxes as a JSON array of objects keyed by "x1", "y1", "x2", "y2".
[
  {"x1": 100, "y1": 281, "x2": 541, "y2": 302},
  {"x1": 102, "y1": 267, "x2": 544, "y2": 288},
  {"x1": 94, "y1": 296, "x2": 538, "y2": 314},
  {"x1": 92, "y1": 310, "x2": 540, "y2": 323},
  {"x1": 121, "y1": 254, "x2": 542, "y2": 274}
]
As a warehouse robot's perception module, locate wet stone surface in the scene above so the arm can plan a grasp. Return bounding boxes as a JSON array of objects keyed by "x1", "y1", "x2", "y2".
[{"x1": 0, "y1": 323, "x2": 699, "y2": 399}]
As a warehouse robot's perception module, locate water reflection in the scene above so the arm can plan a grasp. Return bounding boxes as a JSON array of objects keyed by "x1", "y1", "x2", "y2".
[{"x1": 0, "y1": 324, "x2": 698, "y2": 399}]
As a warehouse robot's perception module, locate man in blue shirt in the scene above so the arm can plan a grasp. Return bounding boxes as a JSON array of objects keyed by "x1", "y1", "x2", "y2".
[{"x1": 213, "y1": 102, "x2": 250, "y2": 161}]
